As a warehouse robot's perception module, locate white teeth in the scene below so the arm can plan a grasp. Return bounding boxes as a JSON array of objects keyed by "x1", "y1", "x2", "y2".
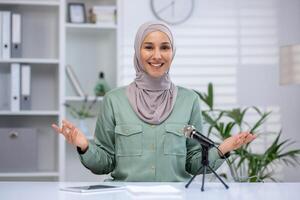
[{"x1": 150, "y1": 63, "x2": 163, "y2": 67}]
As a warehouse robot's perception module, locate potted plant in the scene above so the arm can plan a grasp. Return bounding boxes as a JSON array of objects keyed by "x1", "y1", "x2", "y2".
[
  {"x1": 64, "y1": 95, "x2": 98, "y2": 136},
  {"x1": 195, "y1": 83, "x2": 300, "y2": 182}
]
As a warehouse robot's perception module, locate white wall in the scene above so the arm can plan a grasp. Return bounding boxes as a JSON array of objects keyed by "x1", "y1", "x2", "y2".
[
  {"x1": 118, "y1": 0, "x2": 300, "y2": 182},
  {"x1": 277, "y1": 0, "x2": 300, "y2": 182},
  {"x1": 66, "y1": 0, "x2": 300, "y2": 182}
]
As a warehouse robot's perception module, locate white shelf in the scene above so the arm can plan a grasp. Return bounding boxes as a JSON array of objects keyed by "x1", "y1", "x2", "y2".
[
  {"x1": 0, "y1": 58, "x2": 59, "y2": 64},
  {"x1": 0, "y1": 0, "x2": 119, "y2": 182},
  {"x1": 66, "y1": 23, "x2": 117, "y2": 30},
  {"x1": 0, "y1": 172, "x2": 59, "y2": 178},
  {"x1": 0, "y1": 1, "x2": 59, "y2": 6},
  {"x1": 65, "y1": 96, "x2": 104, "y2": 102},
  {"x1": 0, "y1": 111, "x2": 59, "y2": 116}
]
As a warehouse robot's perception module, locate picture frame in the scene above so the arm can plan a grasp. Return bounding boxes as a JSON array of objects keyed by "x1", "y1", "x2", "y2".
[{"x1": 68, "y1": 3, "x2": 86, "y2": 23}]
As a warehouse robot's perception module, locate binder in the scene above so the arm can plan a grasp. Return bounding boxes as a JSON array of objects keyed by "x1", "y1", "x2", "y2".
[
  {"x1": 66, "y1": 65, "x2": 85, "y2": 96},
  {"x1": 11, "y1": 63, "x2": 20, "y2": 111},
  {"x1": 0, "y1": 12, "x2": 2, "y2": 59},
  {"x1": 11, "y1": 13, "x2": 22, "y2": 58},
  {"x1": 2, "y1": 11, "x2": 11, "y2": 59},
  {"x1": 21, "y1": 64, "x2": 31, "y2": 110}
]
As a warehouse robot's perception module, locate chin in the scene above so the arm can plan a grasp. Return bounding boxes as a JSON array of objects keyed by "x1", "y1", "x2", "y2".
[{"x1": 148, "y1": 72, "x2": 165, "y2": 78}]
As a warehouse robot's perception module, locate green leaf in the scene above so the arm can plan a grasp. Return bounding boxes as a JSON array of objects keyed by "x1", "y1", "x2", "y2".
[
  {"x1": 225, "y1": 107, "x2": 249, "y2": 127},
  {"x1": 202, "y1": 111, "x2": 216, "y2": 126},
  {"x1": 194, "y1": 82, "x2": 214, "y2": 110},
  {"x1": 249, "y1": 111, "x2": 271, "y2": 133},
  {"x1": 207, "y1": 83, "x2": 214, "y2": 110}
]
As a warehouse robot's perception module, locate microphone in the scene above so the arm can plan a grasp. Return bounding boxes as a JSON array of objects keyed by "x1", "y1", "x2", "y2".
[{"x1": 183, "y1": 125, "x2": 215, "y2": 147}]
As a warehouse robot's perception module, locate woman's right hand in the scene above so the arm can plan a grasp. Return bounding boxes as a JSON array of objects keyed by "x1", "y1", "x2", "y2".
[{"x1": 51, "y1": 119, "x2": 89, "y2": 152}]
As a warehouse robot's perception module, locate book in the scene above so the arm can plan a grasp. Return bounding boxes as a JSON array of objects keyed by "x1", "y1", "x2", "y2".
[
  {"x1": 92, "y1": 6, "x2": 116, "y2": 25},
  {"x1": 66, "y1": 64, "x2": 85, "y2": 97}
]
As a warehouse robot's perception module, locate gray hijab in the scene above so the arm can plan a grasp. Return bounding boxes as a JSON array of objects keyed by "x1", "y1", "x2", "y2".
[{"x1": 126, "y1": 21, "x2": 178, "y2": 125}]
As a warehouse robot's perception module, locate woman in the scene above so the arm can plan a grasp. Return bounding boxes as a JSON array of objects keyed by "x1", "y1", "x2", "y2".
[{"x1": 52, "y1": 21, "x2": 256, "y2": 182}]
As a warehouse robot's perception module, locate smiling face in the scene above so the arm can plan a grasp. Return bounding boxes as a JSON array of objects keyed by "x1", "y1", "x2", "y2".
[{"x1": 140, "y1": 31, "x2": 173, "y2": 78}]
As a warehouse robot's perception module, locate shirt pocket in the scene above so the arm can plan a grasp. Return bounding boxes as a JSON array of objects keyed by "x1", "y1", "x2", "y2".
[
  {"x1": 164, "y1": 124, "x2": 187, "y2": 156},
  {"x1": 115, "y1": 124, "x2": 143, "y2": 156}
]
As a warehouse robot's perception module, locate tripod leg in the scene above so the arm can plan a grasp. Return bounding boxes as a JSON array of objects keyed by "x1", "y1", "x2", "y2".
[
  {"x1": 207, "y1": 165, "x2": 229, "y2": 189},
  {"x1": 185, "y1": 166, "x2": 203, "y2": 188},
  {"x1": 201, "y1": 166, "x2": 207, "y2": 191}
]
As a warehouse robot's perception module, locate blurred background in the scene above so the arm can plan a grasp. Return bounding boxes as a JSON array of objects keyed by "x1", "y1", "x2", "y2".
[{"x1": 0, "y1": 0, "x2": 300, "y2": 182}]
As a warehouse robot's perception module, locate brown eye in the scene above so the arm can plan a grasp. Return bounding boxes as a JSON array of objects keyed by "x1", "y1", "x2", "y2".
[
  {"x1": 144, "y1": 45, "x2": 153, "y2": 50},
  {"x1": 161, "y1": 45, "x2": 171, "y2": 50}
]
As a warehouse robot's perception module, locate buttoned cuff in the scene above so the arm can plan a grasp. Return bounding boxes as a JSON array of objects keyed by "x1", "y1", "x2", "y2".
[
  {"x1": 77, "y1": 143, "x2": 95, "y2": 163},
  {"x1": 219, "y1": 151, "x2": 231, "y2": 159}
]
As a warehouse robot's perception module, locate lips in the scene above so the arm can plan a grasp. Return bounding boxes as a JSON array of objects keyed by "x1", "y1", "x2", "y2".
[{"x1": 148, "y1": 62, "x2": 164, "y2": 68}]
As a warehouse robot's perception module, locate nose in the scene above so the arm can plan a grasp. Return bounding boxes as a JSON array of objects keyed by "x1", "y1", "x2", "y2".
[{"x1": 153, "y1": 48, "x2": 162, "y2": 59}]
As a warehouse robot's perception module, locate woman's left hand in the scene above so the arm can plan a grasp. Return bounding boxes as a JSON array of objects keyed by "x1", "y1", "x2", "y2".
[{"x1": 218, "y1": 132, "x2": 256, "y2": 155}]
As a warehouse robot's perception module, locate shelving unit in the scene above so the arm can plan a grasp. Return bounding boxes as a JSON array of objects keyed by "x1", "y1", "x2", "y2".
[
  {"x1": 66, "y1": 23, "x2": 117, "y2": 29},
  {"x1": 0, "y1": 0, "x2": 62, "y2": 181},
  {"x1": 0, "y1": 172, "x2": 59, "y2": 178},
  {"x1": 63, "y1": 0, "x2": 118, "y2": 181},
  {"x1": 0, "y1": 111, "x2": 59, "y2": 116},
  {"x1": 0, "y1": 58, "x2": 59, "y2": 64},
  {"x1": 0, "y1": 1, "x2": 60, "y2": 6},
  {"x1": 0, "y1": 0, "x2": 119, "y2": 181},
  {"x1": 65, "y1": 96, "x2": 103, "y2": 101}
]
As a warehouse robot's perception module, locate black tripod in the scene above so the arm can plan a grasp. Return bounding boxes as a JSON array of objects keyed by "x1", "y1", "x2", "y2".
[{"x1": 185, "y1": 144, "x2": 229, "y2": 191}]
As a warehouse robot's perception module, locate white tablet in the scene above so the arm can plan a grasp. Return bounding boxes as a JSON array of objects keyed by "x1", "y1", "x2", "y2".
[{"x1": 60, "y1": 184, "x2": 124, "y2": 193}]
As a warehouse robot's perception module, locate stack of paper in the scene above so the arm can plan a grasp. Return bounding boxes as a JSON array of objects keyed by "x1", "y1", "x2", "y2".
[{"x1": 126, "y1": 185, "x2": 183, "y2": 200}]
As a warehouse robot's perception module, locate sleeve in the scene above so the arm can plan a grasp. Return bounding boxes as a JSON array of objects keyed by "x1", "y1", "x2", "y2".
[
  {"x1": 185, "y1": 94, "x2": 225, "y2": 175},
  {"x1": 77, "y1": 94, "x2": 116, "y2": 174}
]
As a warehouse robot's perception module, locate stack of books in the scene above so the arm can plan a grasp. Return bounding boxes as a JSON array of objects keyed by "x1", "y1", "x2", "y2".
[{"x1": 90, "y1": 6, "x2": 116, "y2": 25}]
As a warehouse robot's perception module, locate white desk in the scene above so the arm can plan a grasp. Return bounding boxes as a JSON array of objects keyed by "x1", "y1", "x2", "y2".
[{"x1": 1, "y1": 182, "x2": 299, "y2": 200}]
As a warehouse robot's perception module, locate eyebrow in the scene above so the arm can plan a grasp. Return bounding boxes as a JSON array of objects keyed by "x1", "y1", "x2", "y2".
[{"x1": 143, "y1": 42, "x2": 171, "y2": 45}]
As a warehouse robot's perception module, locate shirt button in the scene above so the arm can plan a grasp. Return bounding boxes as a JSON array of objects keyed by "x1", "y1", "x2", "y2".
[{"x1": 151, "y1": 125, "x2": 155, "y2": 128}]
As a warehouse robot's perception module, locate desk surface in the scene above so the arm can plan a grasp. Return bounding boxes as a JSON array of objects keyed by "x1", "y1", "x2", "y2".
[{"x1": 1, "y1": 182, "x2": 299, "y2": 200}]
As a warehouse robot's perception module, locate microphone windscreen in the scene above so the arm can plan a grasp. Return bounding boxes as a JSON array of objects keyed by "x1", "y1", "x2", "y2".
[{"x1": 183, "y1": 125, "x2": 195, "y2": 138}]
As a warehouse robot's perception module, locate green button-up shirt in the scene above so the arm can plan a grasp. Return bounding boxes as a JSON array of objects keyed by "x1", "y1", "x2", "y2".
[{"x1": 79, "y1": 86, "x2": 225, "y2": 181}]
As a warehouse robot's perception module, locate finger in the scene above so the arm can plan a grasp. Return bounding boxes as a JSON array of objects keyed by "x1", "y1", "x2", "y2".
[
  {"x1": 240, "y1": 132, "x2": 248, "y2": 139},
  {"x1": 71, "y1": 128, "x2": 79, "y2": 145},
  {"x1": 62, "y1": 121, "x2": 72, "y2": 135},
  {"x1": 241, "y1": 133, "x2": 250, "y2": 142},
  {"x1": 63, "y1": 119, "x2": 75, "y2": 129},
  {"x1": 237, "y1": 135, "x2": 247, "y2": 146},
  {"x1": 60, "y1": 125, "x2": 70, "y2": 139},
  {"x1": 51, "y1": 124, "x2": 62, "y2": 134},
  {"x1": 235, "y1": 138, "x2": 243, "y2": 146},
  {"x1": 246, "y1": 134, "x2": 256, "y2": 143},
  {"x1": 65, "y1": 133, "x2": 72, "y2": 144},
  {"x1": 62, "y1": 119, "x2": 71, "y2": 130},
  {"x1": 66, "y1": 129, "x2": 74, "y2": 143}
]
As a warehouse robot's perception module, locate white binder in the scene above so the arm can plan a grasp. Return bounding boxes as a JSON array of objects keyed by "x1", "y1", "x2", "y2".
[
  {"x1": 20, "y1": 64, "x2": 31, "y2": 110},
  {"x1": 0, "y1": 12, "x2": 3, "y2": 59},
  {"x1": 2, "y1": 11, "x2": 11, "y2": 59},
  {"x1": 11, "y1": 13, "x2": 22, "y2": 58},
  {"x1": 11, "y1": 63, "x2": 20, "y2": 112}
]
